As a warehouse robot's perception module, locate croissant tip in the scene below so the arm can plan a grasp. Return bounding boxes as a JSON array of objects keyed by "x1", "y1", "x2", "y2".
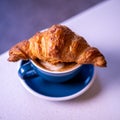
[
  {"x1": 95, "y1": 59, "x2": 107, "y2": 67},
  {"x1": 7, "y1": 57, "x2": 17, "y2": 62},
  {"x1": 103, "y1": 61, "x2": 107, "y2": 67}
]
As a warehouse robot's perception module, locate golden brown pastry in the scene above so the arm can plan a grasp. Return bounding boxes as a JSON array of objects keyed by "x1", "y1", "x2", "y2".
[{"x1": 8, "y1": 24, "x2": 107, "y2": 67}]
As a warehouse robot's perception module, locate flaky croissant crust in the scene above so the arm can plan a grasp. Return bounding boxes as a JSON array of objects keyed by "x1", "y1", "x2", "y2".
[{"x1": 8, "y1": 24, "x2": 107, "y2": 67}]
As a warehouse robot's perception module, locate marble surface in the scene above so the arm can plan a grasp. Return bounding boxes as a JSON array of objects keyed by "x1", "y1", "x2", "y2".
[{"x1": 0, "y1": 0, "x2": 120, "y2": 120}]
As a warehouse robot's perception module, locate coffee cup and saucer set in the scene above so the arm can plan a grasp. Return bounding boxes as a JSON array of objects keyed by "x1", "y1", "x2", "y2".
[{"x1": 18, "y1": 59, "x2": 95, "y2": 101}]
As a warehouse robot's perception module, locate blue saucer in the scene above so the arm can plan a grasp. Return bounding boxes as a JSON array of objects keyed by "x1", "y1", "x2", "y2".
[{"x1": 18, "y1": 60, "x2": 95, "y2": 101}]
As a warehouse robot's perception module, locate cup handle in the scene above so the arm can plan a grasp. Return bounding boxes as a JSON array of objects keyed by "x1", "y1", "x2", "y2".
[{"x1": 18, "y1": 61, "x2": 38, "y2": 79}]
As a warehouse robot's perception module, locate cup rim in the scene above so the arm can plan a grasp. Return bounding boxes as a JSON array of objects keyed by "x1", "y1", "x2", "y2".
[{"x1": 30, "y1": 60, "x2": 82, "y2": 74}]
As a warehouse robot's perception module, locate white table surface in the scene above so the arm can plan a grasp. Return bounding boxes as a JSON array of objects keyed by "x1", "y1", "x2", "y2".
[{"x1": 0, "y1": 0, "x2": 120, "y2": 120}]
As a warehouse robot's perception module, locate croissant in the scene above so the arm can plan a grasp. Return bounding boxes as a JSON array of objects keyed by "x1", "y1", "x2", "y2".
[{"x1": 8, "y1": 24, "x2": 107, "y2": 67}]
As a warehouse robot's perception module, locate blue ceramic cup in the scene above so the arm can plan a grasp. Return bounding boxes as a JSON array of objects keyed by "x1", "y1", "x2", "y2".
[{"x1": 18, "y1": 60, "x2": 83, "y2": 83}]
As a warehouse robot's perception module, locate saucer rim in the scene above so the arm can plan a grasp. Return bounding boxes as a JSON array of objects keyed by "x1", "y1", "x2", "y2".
[
  {"x1": 18, "y1": 61, "x2": 96, "y2": 101},
  {"x1": 19, "y1": 73, "x2": 95, "y2": 101}
]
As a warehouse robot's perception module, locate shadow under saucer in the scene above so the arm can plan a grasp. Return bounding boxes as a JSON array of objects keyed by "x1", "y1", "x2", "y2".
[{"x1": 64, "y1": 75, "x2": 102, "y2": 103}]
